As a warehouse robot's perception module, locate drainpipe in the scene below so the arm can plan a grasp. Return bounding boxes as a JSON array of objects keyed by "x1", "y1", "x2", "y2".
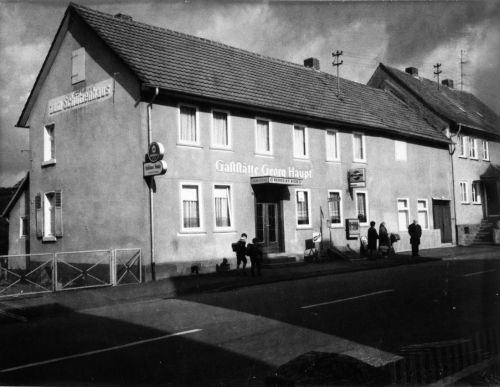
[
  {"x1": 449, "y1": 124, "x2": 461, "y2": 245},
  {"x1": 148, "y1": 87, "x2": 159, "y2": 280}
]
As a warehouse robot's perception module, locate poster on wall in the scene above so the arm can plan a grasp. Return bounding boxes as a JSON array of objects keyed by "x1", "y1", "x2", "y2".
[{"x1": 346, "y1": 218, "x2": 360, "y2": 239}]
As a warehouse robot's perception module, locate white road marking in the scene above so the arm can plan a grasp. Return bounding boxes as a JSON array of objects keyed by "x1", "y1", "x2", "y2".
[
  {"x1": 300, "y1": 289, "x2": 395, "y2": 310},
  {"x1": 463, "y1": 269, "x2": 497, "y2": 277},
  {"x1": 0, "y1": 328, "x2": 202, "y2": 373}
]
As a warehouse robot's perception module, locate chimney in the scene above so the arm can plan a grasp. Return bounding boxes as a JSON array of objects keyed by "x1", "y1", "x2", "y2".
[
  {"x1": 114, "y1": 13, "x2": 133, "y2": 21},
  {"x1": 442, "y1": 79, "x2": 454, "y2": 88},
  {"x1": 405, "y1": 67, "x2": 418, "y2": 77},
  {"x1": 304, "y1": 58, "x2": 320, "y2": 71}
]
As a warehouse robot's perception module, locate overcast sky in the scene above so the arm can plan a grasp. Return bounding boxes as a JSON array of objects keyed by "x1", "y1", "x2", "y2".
[{"x1": 1, "y1": 0, "x2": 499, "y2": 187}]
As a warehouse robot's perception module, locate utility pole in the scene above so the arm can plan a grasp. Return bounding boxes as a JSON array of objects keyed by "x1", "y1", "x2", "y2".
[
  {"x1": 433, "y1": 63, "x2": 442, "y2": 90},
  {"x1": 459, "y1": 50, "x2": 467, "y2": 91},
  {"x1": 332, "y1": 50, "x2": 343, "y2": 96}
]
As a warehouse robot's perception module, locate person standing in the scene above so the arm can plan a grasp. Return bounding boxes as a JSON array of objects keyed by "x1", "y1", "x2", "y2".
[
  {"x1": 378, "y1": 222, "x2": 390, "y2": 257},
  {"x1": 246, "y1": 238, "x2": 263, "y2": 276},
  {"x1": 408, "y1": 220, "x2": 422, "y2": 257},
  {"x1": 367, "y1": 221, "x2": 379, "y2": 259},
  {"x1": 234, "y1": 233, "x2": 248, "y2": 274}
]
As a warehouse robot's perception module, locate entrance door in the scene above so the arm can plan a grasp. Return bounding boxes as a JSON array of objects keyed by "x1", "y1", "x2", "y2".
[
  {"x1": 484, "y1": 181, "x2": 500, "y2": 216},
  {"x1": 256, "y1": 203, "x2": 280, "y2": 253},
  {"x1": 433, "y1": 200, "x2": 452, "y2": 243}
]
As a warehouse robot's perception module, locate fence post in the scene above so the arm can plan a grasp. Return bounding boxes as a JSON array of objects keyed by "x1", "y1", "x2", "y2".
[
  {"x1": 111, "y1": 249, "x2": 116, "y2": 286},
  {"x1": 52, "y1": 253, "x2": 57, "y2": 292}
]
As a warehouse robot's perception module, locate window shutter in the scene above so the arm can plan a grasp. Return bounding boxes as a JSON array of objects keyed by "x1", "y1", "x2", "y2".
[
  {"x1": 71, "y1": 48, "x2": 85, "y2": 84},
  {"x1": 55, "y1": 190, "x2": 63, "y2": 237},
  {"x1": 35, "y1": 193, "x2": 43, "y2": 238}
]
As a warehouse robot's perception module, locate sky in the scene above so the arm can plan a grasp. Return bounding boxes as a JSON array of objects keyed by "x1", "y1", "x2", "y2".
[{"x1": 1, "y1": 0, "x2": 500, "y2": 187}]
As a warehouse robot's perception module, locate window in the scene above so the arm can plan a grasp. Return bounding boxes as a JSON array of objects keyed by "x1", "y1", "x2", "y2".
[
  {"x1": 468, "y1": 137, "x2": 477, "y2": 159},
  {"x1": 472, "y1": 182, "x2": 481, "y2": 204},
  {"x1": 326, "y1": 130, "x2": 340, "y2": 161},
  {"x1": 44, "y1": 192, "x2": 56, "y2": 238},
  {"x1": 355, "y1": 191, "x2": 368, "y2": 224},
  {"x1": 481, "y1": 140, "x2": 489, "y2": 161},
  {"x1": 43, "y1": 124, "x2": 55, "y2": 164},
  {"x1": 417, "y1": 199, "x2": 429, "y2": 229},
  {"x1": 459, "y1": 181, "x2": 469, "y2": 203},
  {"x1": 212, "y1": 110, "x2": 230, "y2": 149},
  {"x1": 458, "y1": 135, "x2": 467, "y2": 157},
  {"x1": 214, "y1": 185, "x2": 232, "y2": 228},
  {"x1": 328, "y1": 190, "x2": 342, "y2": 226},
  {"x1": 179, "y1": 105, "x2": 199, "y2": 145},
  {"x1": 397, "y1": 199, "x2": 410, "y2": 231},
  {"x1": 296, "y1": 189, "x2": 311, "y2": 227},
  {"x1": 71, "y1": 47, "x2": 85, "y2": 84},
  {"x1": 20, "y1": 216, "x2": 29, "y2": 238},
  {"x1": 35, "y1": 191, "x2": 62, "y2": 242},
  {"x1": 395, "y1": 140, "x2": 407, "y2": 161},
  {"x1": 293, "y1": 125, "x2": 308, "y2": 158},
  {"x1": 255, "y1": 119, "x2": 272, "y2": 155},
  {"x1": 353, "y1": 133, "x2": 366, "y2": 162},
  {"x1": 181, "y1": 184, "x2": 201, "y2": 230}
]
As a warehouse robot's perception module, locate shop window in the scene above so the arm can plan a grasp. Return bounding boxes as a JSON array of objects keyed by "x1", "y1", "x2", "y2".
[
  {"x1": 20, "y1": 216, "x2": 29, "y2": 238},
  {"x1": 459, "y1": 181, "x2": 469, "y2": 203},
  {"x1": 296, "y1": 189, "x2": 311, "y2": 227},
  {"x1": 328, "y1": 190, "x2": 342, "y2": 226},
  {"x1": 214, "y1": 185, "x2": 232, "y2": 229},
  {"x1": 458, "y1": 135, "x2": 467, "y2": 158},
  {"x1": 255, "y1": 119, "x2": 272, "y2": 155},
  {"x1": 71, "y1": 47, "x2": 85, "y2": 84},
  {"x1": 353, "y1": 133, "x2": 366, "y2": 162},
  {"x1": 212, "y1": 110, "x2": 230, "y2": 149},
  {"x1": 293, "y1": 125, "x2": 308, "y2": 158},
  {"x1": 355, "y1": 191, "x2": 368, "y2": 224},
  {"x1": 43, "y1": 124, "x2": 55, "y2": 165},
  {"x1": 468, "y1": 137, "x2": 478, "y2": 159},
  {"x1": 417, "y1": 199, "x2": 429, "y2": 229},
  {"x1": 325, "y1": 130, "x2": 339, "y2": 161},
  {"x1": 472, "y1": 182, "x2": 481, "y2": 204},
  {"x1": 179, "y1": 105, "x2": 199, "y2": 145},
  {"x1": 397, "y1": 198, "x2": 409, "y2": 230},
  {"x1": 481, "y1": 140, "x2": 489, "y2": 161},
  {"x1": 395, "y1": 140, "x2": 407, "y2": 161},
  {"x1": 181, "y1": 184, "x2": 201, "y2": 230}
]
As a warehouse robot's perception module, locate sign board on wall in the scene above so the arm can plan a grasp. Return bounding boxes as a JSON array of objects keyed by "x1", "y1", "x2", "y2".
[
  {"x1": 47, "y1": 78, "x2": 114, "y2": 117},
  {"x1": 250, "y1": 176, "x2": 302, "y2": 186},
  {"x1": 147, "y1": 142, "x2": 165, "y2": 163},
  {"x1": 346, "y1": 218, "x2": 360, "y2": 239},
  {"x1": 349, "y1": 168, "x2": 366, "y2": 188},
  {"x1": 143, "y1": 160, "x2": 167, "y2": 177}
]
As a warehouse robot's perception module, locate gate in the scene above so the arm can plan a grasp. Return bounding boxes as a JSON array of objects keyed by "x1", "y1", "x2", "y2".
[{"x1": 114, "y1": 248, "x2": 142, "y2": 285}]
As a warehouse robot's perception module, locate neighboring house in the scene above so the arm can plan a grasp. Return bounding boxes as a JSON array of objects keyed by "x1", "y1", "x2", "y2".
[
  {"x1": 14, "y1": 3, "x2": 455, "y2": 280},
  {"x1": 368, "y1": 64, "x2": 500, "y2": 245}
]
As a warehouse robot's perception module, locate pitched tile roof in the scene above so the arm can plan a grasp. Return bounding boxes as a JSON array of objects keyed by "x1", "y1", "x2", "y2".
[{"x1": 377, "y1": 64, "x2": 500, "y2": 136}]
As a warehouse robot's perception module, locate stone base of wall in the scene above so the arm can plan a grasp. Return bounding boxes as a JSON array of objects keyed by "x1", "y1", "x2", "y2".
[{"x1": 457, "y1": 224, "x2": 481, "y2": 246}]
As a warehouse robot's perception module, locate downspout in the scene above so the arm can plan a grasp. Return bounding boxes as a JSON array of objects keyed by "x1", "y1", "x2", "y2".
[
  {"x1": 148, "y1": 87, "x2": 159, "y2": 280},
  {"x1": 449, "y1": 124, "x2": 462, "y2": 245}
]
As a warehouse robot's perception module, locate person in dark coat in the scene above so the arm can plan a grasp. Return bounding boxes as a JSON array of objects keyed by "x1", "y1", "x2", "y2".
[
  {"x1": 378, "y1": 222, "x2": 390, "y2": 257},
  {"x1": 246, "y1": 238, "x2": 263, "y2": 276},
  {"x1": 408, "y1": 219, "x2": 422, "y2": 257},
  {"x1": 234, "y1": 233, "x2": 248, "y2": 274},
  {"x1": 367, "y1": 221, "x2": 379, "y2": 259}
]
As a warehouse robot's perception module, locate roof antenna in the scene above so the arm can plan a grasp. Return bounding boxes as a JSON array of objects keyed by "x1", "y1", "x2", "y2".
[
  {"x1": 433, "y1": 63, "x2": 442, "y2": 90},
  {"x1": 332, "y1": 50, "x2": 343, "y2": 97}
]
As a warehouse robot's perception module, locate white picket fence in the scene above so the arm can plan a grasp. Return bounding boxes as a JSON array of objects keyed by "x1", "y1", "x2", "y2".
[{"x1": 0, "y1": 248, "x2": 141, "y2": 298}]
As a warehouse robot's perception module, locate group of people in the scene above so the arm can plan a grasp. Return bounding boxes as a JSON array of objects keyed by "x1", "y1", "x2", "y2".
[
  {"x1": 367, "y1": 219, "x2": 422, "y2": 258},
  {"x1": 232, "y1": 233, "x2": 263, "y2": 276}
]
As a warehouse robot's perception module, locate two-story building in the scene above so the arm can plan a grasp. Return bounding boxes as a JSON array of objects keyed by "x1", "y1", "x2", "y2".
[
  {"x1": 368, "y1": 64, "x2": 500, "y2": 245},
  {"x1": 11, "y1": 3, "x2": 457, "y2": 279}
]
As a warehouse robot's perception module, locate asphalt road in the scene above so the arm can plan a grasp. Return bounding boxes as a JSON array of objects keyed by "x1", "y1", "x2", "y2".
[{"x1": 0, "y1": 258, "x2": 499, "y2": 385}]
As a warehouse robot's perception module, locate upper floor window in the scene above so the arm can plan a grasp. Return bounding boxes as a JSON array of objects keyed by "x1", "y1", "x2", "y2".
[
  {"x1": 214, "y1": 185, "x2": 232, "y2": 229},
  {"x1": 71, "y1": 47, "x2": 85, "y2": 84},
  {"x1": 255, "y1": 119, "x2": 272, "y2": 155},
  {"x1": 417, "y1": 199, "x2": 429, "y2": 229},
  {"x1": 397, "y1": 198, "x2": 409, "y2": 231},
  {"x1": 325, "y1": 130, "x2": 340, "y2": 161},
  {"x1": 212, "y1": 110, "x2": 230, "y2": 149},
  {"x1": 181, "y1": 184, "x2": 202, "y2": 230},
  {"x1": 459, "y1": 181, "x2": 469, "y2": 203},
  {"x1": 481, "y1": 140, "x2": 489, "y2": 161},
  {"x1": 395, "y1": 140, "x2": 407, "y2": 161},
  {"x1": 293, "y1": 125, "x2": 308, "y2": 158},
  {"x1": 179, "y1": 105, "x2": 199, "y2": 146},
  {"x1": 328, "y1": 190, "x2": 342, "y2": 226},
  {"x1": 296, "y1": 189, "x2": 311, "y2": 227},
  {"x1": 43, "y1": 124, "x2": 55, "y2": 165},
  {"x1": 352, "y1": 133, "x2": 366, "y2": 162},
  {"x1": 458, "y1": 135, "x2": 467, "y2": 157},
  {"x1": 468, "y1": 137, "x2": 478, "y2": 159}
]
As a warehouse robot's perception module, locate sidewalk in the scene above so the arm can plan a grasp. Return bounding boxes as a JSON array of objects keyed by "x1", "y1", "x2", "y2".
[{"x1": 1, "y1": 245, "x2": 498, "y2": 317}]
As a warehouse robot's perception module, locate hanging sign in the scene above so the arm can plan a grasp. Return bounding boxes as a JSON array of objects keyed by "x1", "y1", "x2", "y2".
[
  {"x1": 349, "y1": 168, "x2": 366, "y2": 188},
  {"x1": 143, "y1": 160, "x2": 167, "y2": 176},
  {"x1": 147, "y1": 142, "x2": 165, "y2": 163}
]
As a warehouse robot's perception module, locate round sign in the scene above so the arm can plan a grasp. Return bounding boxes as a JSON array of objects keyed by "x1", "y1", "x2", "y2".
[{"x1": 148, "y1": 142, "x2": 165, "y2": 163}]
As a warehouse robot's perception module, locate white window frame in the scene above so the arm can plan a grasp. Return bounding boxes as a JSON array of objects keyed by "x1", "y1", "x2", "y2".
[
  {"x1": 43, "y1": 123, "x2": 56, "y2": 166},
  {"x1": 213, "y1": 183, "x2": 234, "y2": 231},
  {"x1": 471, "y1": 182, "x2": 481, "y2": 204},
  {"x1": 327, "y1": 190, "x2": 343, "y2": 228},
  {"x1": 481, "y1": 140, "x2": 489, "y2": 161},
  {"x1": 355, "y1": 190, "x2": 369, "y2": 226},
  {"x1": 293, "y1": 124, "x2": 309, "y2": 159},
  {"x1": 178, "y1": 104, "x2": 200, "y2": 147},
  {"x1": 210, "y1": 109, "x2": 231, "y2": 150},
  {"x1": 468, "y1": 136, "x2": 478, "y2": 159},
  {"x1": 179, "y1": 182, "x2": 204, "y2": 233},
  {"x1": 395, "y1": 140, "x2": 407, "y2": 161},
  {"x1": 295, "y1": 188, "x2": 312, "y2": 228},
  {"x1": 459, "y1": 181, "x2": 469, "y2": 204},
  {"x1": 71, "y1": 47, "x2": 85, "y2": 84},
  {"x1": 325, "y1": 129, "x2": 340, "y2": 162},
  {"x1": 417, "y1": 199, "x2": 429, "y2": 230},
  {"x1": 397, "y1": 198, "x2": 410, "y2": 231},
  {"x1": 458, "y1": 135, "x2": 467, "y2": 158},
  {"x1": 254, "y1": 117, "x2": 273, "y2": 156},
  {"x1": 352, "y1": 132, "x2": 367, "y2": 163},
  {"x1": 43, "y1": 192, "x2": 56, "y2": 242},
  {"x1": 20, "y1": 216, "x2": 29, "y2": 238}
]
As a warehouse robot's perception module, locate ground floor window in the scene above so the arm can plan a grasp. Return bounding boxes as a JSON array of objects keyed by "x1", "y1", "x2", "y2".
[
  {"x1": 214, "y1": 185, "x2": 232, "y2": 228},
  {"x1": 417, "y1": 199, "x2": 429, "y2": 229},
  {"x1": 459, "y1": 181, "x2": 469, "y2": 203},
  {"x1": 471, "y1": 182, "x2": 481, "y2": 204},
  {"x1": 20, "y1": 216, "x2": 29, "y2": 238},
  {"x1": 328, "y1": 190, "x2": 342, "y2": 226},
  {"x1": 355, "y1": 191, "x2": 368, "y2": 224},
  {"x1": 296, "y1": 189, "x2": 311, "y2": 227},
  {"x1": 36, "y1": 190, "x2": 62, "y2": 241},
  {"x1": 181, "y1": 184, "x2": 201, "y2": 229},
  {"x1": 397, "y1": 198, "x2": 409, "y2": 230}
]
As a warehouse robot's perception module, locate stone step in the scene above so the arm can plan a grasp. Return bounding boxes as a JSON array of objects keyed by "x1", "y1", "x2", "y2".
[{"x1": 263, "y1": 255, "x2": 298, "y2": 264}]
